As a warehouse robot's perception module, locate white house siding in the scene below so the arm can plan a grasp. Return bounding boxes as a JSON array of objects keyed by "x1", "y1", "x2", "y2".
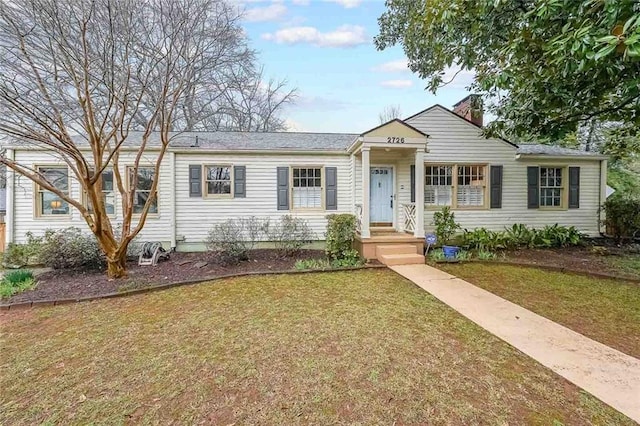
[
  {"x1": 12, "y1": 150, "x2": 173, "y2": 244},
  {"x1": 174, "y1": 152, "x2": 352, "y2": 250},
  {"x1": 405, "y1": 106, "x2": 603, "y2": 236}
]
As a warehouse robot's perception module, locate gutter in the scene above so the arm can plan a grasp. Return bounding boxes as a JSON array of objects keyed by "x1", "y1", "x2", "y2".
[{"x1": 515, "y1": 154, "x2": 608, "y2": 161}]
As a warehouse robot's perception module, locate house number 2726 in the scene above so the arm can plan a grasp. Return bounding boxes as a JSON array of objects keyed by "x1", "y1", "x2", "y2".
[{"x1": 387, "y1": 137, "x2": 405, "y2": 144}]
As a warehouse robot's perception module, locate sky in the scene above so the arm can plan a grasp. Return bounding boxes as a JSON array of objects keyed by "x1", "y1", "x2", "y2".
[{"x1": 239, "y1": 0, "x2": 476, "y2": 134}]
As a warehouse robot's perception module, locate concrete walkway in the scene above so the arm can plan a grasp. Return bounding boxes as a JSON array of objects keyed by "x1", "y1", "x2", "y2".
[{"x1": 391, "y1": 264, "x2": 640, "y2": 423}]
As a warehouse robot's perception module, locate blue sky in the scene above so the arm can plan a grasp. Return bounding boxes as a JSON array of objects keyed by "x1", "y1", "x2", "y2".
[{"x1": 239, "y1": 0, "x2": 475, "y2": 133}]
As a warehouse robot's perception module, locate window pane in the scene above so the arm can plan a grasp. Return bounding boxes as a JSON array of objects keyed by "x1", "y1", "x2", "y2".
[
  {"x1": 40, "y1": 192, "x2": 69, "y2": 215},
  {"x1": 133, "y1": 191, "x2": 157, "y2": 213},
  {"x1": 293, "y1": 187, "x2": 321, "y2": 208},
  {"x1": 425, "y1": 165, "x2": 453, "y2": 206},
  {"x1": 207, "y1": 181, "x2": 231, "y2": 195},
  {"x1": 40, "y1": 167, "x2": 68, "y2": 191}
]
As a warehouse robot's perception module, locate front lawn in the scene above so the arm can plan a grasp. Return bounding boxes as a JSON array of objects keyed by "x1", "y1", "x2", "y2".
[
  {"x1": 438, "y1": 263, "x2": 640, "y2": 359},
  {"x1": 0, "y1": 270, "x2": 632, "y2": 424}
]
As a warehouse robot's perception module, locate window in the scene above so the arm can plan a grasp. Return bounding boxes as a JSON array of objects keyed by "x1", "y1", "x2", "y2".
[
  {"x1": 540, "y1": 167, "x2": 564, "y2": 207},
  {"x1": 205, "y1": 165, "x2": 232, "y2": 196},
  {"x1": 292, "y1": 167, "x2": 322, "y2": 209},
  {"x1": 128, "y1": 166, "x2": 157, "y2": 214},
  {"x1": 425, "y1": 164, "x2": 488, "y2": 209},
  {"x1": 36, "y1": 166, "x2": 70, "y2": 216},
  {"x1": 85, "y1": 169, "x2": 115, "y2": 215},
  {"x1": 457, "y1": 165, "x2": 486, "y2": 207},
  {"x1": 425, "y1": 165, "x2": 453, "y2": 206}
]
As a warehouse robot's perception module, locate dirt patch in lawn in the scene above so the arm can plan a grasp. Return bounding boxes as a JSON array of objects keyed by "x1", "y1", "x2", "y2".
[
  {"x1": 0, "y1": 270, "x2": 633, "y2": 425},
  {"x1": 499, "y1": 245, "x2": 640, "y2": 280},
  {"x1": 4, "y1": 249, "x2": 325, "y2": 304}
]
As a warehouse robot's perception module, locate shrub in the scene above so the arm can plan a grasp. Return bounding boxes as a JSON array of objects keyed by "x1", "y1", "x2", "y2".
[
  {"x1": 462, "y1": 228, "x2": 507, "y2": 251},
  {"x1": 1, "y1": 233, "x2": 43, "y2": 268},
  {"x1": 601, "y1": 195, "x2": 640, "y2": 242},
  {"x1": 503, "y1": 224, "x2": 536, "y2": 248},
  {"x1": 330, "y1": 249, "x2": 364, "y2": 268},
  {"x1": 325, "y1": 214, "x2": 357, "y2": 260},
  {"x1": 0, "y1": 269, "x2": 35, "y2": 298},
  {"x1": 38, "y1": 227, "x2": 105, "y2": 270},
  {"x1": 477, "y1": 250, "x2": 497, "y2": 260},
  {"x1": 266, "y1": 215, "x2": 314, "y2": 257},
  {"x1": 455, "y1": 250, "x2": 471, "y2": 261},
  {"x1": 428, "y1": 248, "x2": 446, "y2": 261},
  {"x1": 206, "y1": 217, "x2": 266, "y2": 264},
  {"x1": 295, "y1": 258, "x2": 331, "y2": 270},
  {"x1": 532, "y1": 224, "x2": 584, "y2": 248},
  {"x1": 432, "y1": 206, "x2": 460, "y2": 245}
]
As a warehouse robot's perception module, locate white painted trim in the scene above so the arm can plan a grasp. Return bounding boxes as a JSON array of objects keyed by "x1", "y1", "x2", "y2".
[
  {"x1": 350, "y1": 153, "x2": 356, "y2": 214},
  {"x1": 5, "y1": 149, "x2": 14, "y2": 247},
  {"x1": 361, "y1": 148, "x2": 371, "y2": 238},
  {"x1": 414, "y1": 150, "x2": 425, "y2": 238},
  {"x1": 599, "y1": 159, "x2": 608, "y2": 234}
]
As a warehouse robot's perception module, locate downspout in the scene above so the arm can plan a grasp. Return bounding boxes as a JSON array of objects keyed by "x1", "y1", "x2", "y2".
[
  {"x1": 5, "y1": 148, "x2": 14, "y2": 247},
  {"x1": 598, "y1": 159, "x2": 608, "y2": 237},
  {"x1": 169, "y1": 152, "x2": 177, "y2": 250}
]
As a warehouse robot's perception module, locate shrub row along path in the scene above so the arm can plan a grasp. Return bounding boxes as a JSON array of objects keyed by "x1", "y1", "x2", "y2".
[{"x1": 391, "y1": 264, "x2": 640, "y2": 423}]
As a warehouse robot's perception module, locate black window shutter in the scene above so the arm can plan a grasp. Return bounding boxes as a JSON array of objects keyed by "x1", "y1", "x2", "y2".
[
  {"x1": 234, "y1": 166, "x2": 246, "y2": 198},
  {"x1": 276, "y1": 167, "x2": 289, "y2": 210},
  {"x1": 568, "y1": 167, "x2": 580, "y2": 209},
  {"x1": 189, "y1": 165, "x2": 202, "y2": 197},
  {"x1": 527, "y1": 166, "x2": 539, "y2": 209},
  {"x1": 490, "y1": 165, "x2": 503, "y2": 208},
  {"x1": 410, "y1": 164, "x2": 416, "y2": 203},
  {"x1": 325, "y1": 167, "x2": 337, "y2": 210}
]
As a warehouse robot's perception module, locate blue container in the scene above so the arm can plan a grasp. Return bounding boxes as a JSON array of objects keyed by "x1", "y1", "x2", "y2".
[{"x1": 442, "y1": 245, "x2": 459, "y2": 259}]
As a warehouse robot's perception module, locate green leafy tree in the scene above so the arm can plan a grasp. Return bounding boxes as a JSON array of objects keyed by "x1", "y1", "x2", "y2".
[{"x1": 375, "y1": 0, "x2": 640, "y2": 140}]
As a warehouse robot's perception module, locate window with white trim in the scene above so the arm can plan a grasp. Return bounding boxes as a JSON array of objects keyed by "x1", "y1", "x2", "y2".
[
  {"x1": 36, "y1": 166, "x2": 70, "y2": 216},
  {"x1": 205, "y1": 165, "x2": 232, "y2": 196},
  {"x1": 128, "y1": 166, "x2": 157, "y2": 214},
  {"x1": 85, "y1": 169, "x2": 115, "y2": 215},
  {"x1": 457, "y1": 165, "x2": 486, "y2": 207},
  {"x1": 292, "y1": 167, "x2": 322, "y2": 209},
  {"x1": 540, "y1": 167, "x2": 564, "y2": 207},
  {"x1": 425, "y1": 165, "x2": 453, "y2": 206}
]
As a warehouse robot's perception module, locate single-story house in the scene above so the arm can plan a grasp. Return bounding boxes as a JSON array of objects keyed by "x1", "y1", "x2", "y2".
[{"x1": 3, "y1": 96, "x2": 608, "y2": 264}]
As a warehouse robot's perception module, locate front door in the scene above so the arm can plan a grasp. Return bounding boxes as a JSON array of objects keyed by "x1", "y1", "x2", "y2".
[{"x1": 370, "y1": 167, "x2": 393, "y2": 225}]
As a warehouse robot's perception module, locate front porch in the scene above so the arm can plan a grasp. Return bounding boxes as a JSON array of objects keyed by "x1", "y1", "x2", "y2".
[{"x1": 348, "y1": 119, "x2": 429, "y2": 265}]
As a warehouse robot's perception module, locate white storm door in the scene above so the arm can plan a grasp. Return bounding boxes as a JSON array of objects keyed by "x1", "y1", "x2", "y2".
[{"x1": 370, "y1": 167, "x2": 393, "y2": 223}]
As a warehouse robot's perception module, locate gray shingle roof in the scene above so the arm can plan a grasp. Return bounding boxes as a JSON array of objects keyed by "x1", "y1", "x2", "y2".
[
  {"x1": 516, "y1": 144, "x2": 604, "y2": 157},
  {"x1": 166, "y1": 131, "x2": 358, "y2": 151}
]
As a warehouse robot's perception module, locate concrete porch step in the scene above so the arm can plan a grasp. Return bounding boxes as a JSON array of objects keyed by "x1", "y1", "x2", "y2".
[
  {"x1": 378, "y1": 253, "x2": 425, "y2": 266},
  {"x1": 376, "y1": 244, "x2": 419, "y2": 257}
]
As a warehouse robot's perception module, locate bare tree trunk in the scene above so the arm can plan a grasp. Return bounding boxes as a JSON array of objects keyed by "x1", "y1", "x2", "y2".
[{"x1": 106, "y1": 251, "x2": 128, "y2": 278}]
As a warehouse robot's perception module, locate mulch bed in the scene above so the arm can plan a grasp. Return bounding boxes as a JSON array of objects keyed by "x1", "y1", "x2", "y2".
[
  {"x1": 498, "y1": 245, "x2": 639, "y2": 280},
  {"x1": 5, "y1": 249, "x2": 326, "y2": 304}
]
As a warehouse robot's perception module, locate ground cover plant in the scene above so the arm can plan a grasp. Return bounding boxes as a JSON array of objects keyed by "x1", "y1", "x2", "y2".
[
  {"x1": 437, "y1": 263, "x2": 640, "y2": 359},
  {"x1": 0, "y1": 269, "x2": 632, "y2": 424},
  {"x1": 0, "y1": 270, "x2": 35, "y2": 298}
]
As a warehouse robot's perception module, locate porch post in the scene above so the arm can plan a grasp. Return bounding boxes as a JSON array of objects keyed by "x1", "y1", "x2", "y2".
[
  {"x1": 361, "y1": 147, "x2": 371, "y2": 238},
  {"x1": 413, "y1": 149, "x2": 425, "y2": 238}
]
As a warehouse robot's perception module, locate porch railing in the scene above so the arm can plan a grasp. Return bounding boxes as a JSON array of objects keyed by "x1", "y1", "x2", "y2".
[
  {"x1": 354, "y1": 203, "x2": 363, "y2": 234},
  {"x1": 401, "y1": 203, "x2": 416, "y2": 233}
]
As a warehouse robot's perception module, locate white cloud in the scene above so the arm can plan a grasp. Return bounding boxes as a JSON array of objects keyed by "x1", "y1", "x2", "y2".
[
  {"x1": 292, "y1": 0, "x2": 310, "y2": 5},
  {"x1": 440, "y1": 65, "x2": 475, "y2": 88},
  {"x1": 372, "y1": 59, "x2": 409, "y2": 73},
  {"x1": 262, "y1": 25, "x2": 367, "y2": 48},
  {"x1": 325, "y1": 0, "x2": 362, "y2": 8},
  {"x1": 380, "y1": 79, "x2": 413, "y2": 89},
  {"x1": 284, "y1": 118, "x2": 306, "y2": 132},
  {"x1": 244, "y1": 3, "x2": 287, "y2": 22}
]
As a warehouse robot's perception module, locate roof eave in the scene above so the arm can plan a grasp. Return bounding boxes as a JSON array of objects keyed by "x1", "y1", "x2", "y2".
[{"x1": 515, "y1": 153, "x2": 608, "y2": 161}]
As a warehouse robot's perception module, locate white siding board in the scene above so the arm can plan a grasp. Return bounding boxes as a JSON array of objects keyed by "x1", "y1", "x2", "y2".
[
  {"x1": 12, "y1": 150, "x2": 173, "y2": 244},
  {"x1": 406, "y1": 106, "x2": 602, "y2": 236},
  {"x1": 174, "y1": 153, "x2": 352, "y2": 245}
]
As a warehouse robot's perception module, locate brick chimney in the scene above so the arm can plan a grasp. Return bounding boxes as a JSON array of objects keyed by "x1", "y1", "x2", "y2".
[{"x1": 452, "y1": 95, "x2": 483, "y2": 127}]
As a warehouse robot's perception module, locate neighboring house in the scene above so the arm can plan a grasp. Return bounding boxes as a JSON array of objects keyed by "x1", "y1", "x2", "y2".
[{"x1": 3, "y1": 96, "x2": 608, "y2": 263}]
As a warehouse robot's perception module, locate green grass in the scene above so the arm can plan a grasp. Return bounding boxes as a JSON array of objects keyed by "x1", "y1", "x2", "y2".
[
  {"x1": 0, "y1": 270, "x2": 633, "y2": 424},
  {"x1": 0, "y1": 270, "x2": 36, "y2": 298},
  {"x1": 438, "y1": 263, "x2": 640, "y2": 359},
  {"x1": 607, "y1": 253, "x2": 640, "y2": 277}
]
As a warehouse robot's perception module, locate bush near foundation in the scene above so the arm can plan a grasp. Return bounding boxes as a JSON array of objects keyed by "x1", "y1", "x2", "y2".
[
  {"x1": 38, "y1": 227, "x2": 105, "y2": 270},
  {"x1": 601, "y1": 195, "x2": 640, "y2": 243}
]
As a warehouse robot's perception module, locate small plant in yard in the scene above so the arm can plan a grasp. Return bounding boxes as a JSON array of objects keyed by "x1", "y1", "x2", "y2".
[
  {"x1": 477, "y1": 250, "x2": 498, "y2": 260},
  {"x1": 454, "y1": 250, "x2": 471, "y2": 261},
  {"x1": 294, "y1": 258, "x2": 331, "y2": 270},
  {"x1": 1, "y1": 232, "x2": 44, "y2": 268},
  {"x1": 206, "y1": 217, "x2": 266, "y2": 264},
  {"x1": 428, "y1": 248, "x2": 446, "y2": 261},
  {"x1": 432, "y1": 206, "x2": 461, "y2": 245},
  {"x1": 265, "y1": 215, "x2": 315, "y2": 257},
  {"x1": 39, "y1": 227, "x2": 105, "y2": 270},
  {"x1": 325, "y1": 214, "x2": 357, "y2": 260},
  {"x1": 462, "y1": 228, "x2": 507, "y2": 252},
  {"x1": 0, "y1": 269, "x2": 36, "y2": 298}
]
